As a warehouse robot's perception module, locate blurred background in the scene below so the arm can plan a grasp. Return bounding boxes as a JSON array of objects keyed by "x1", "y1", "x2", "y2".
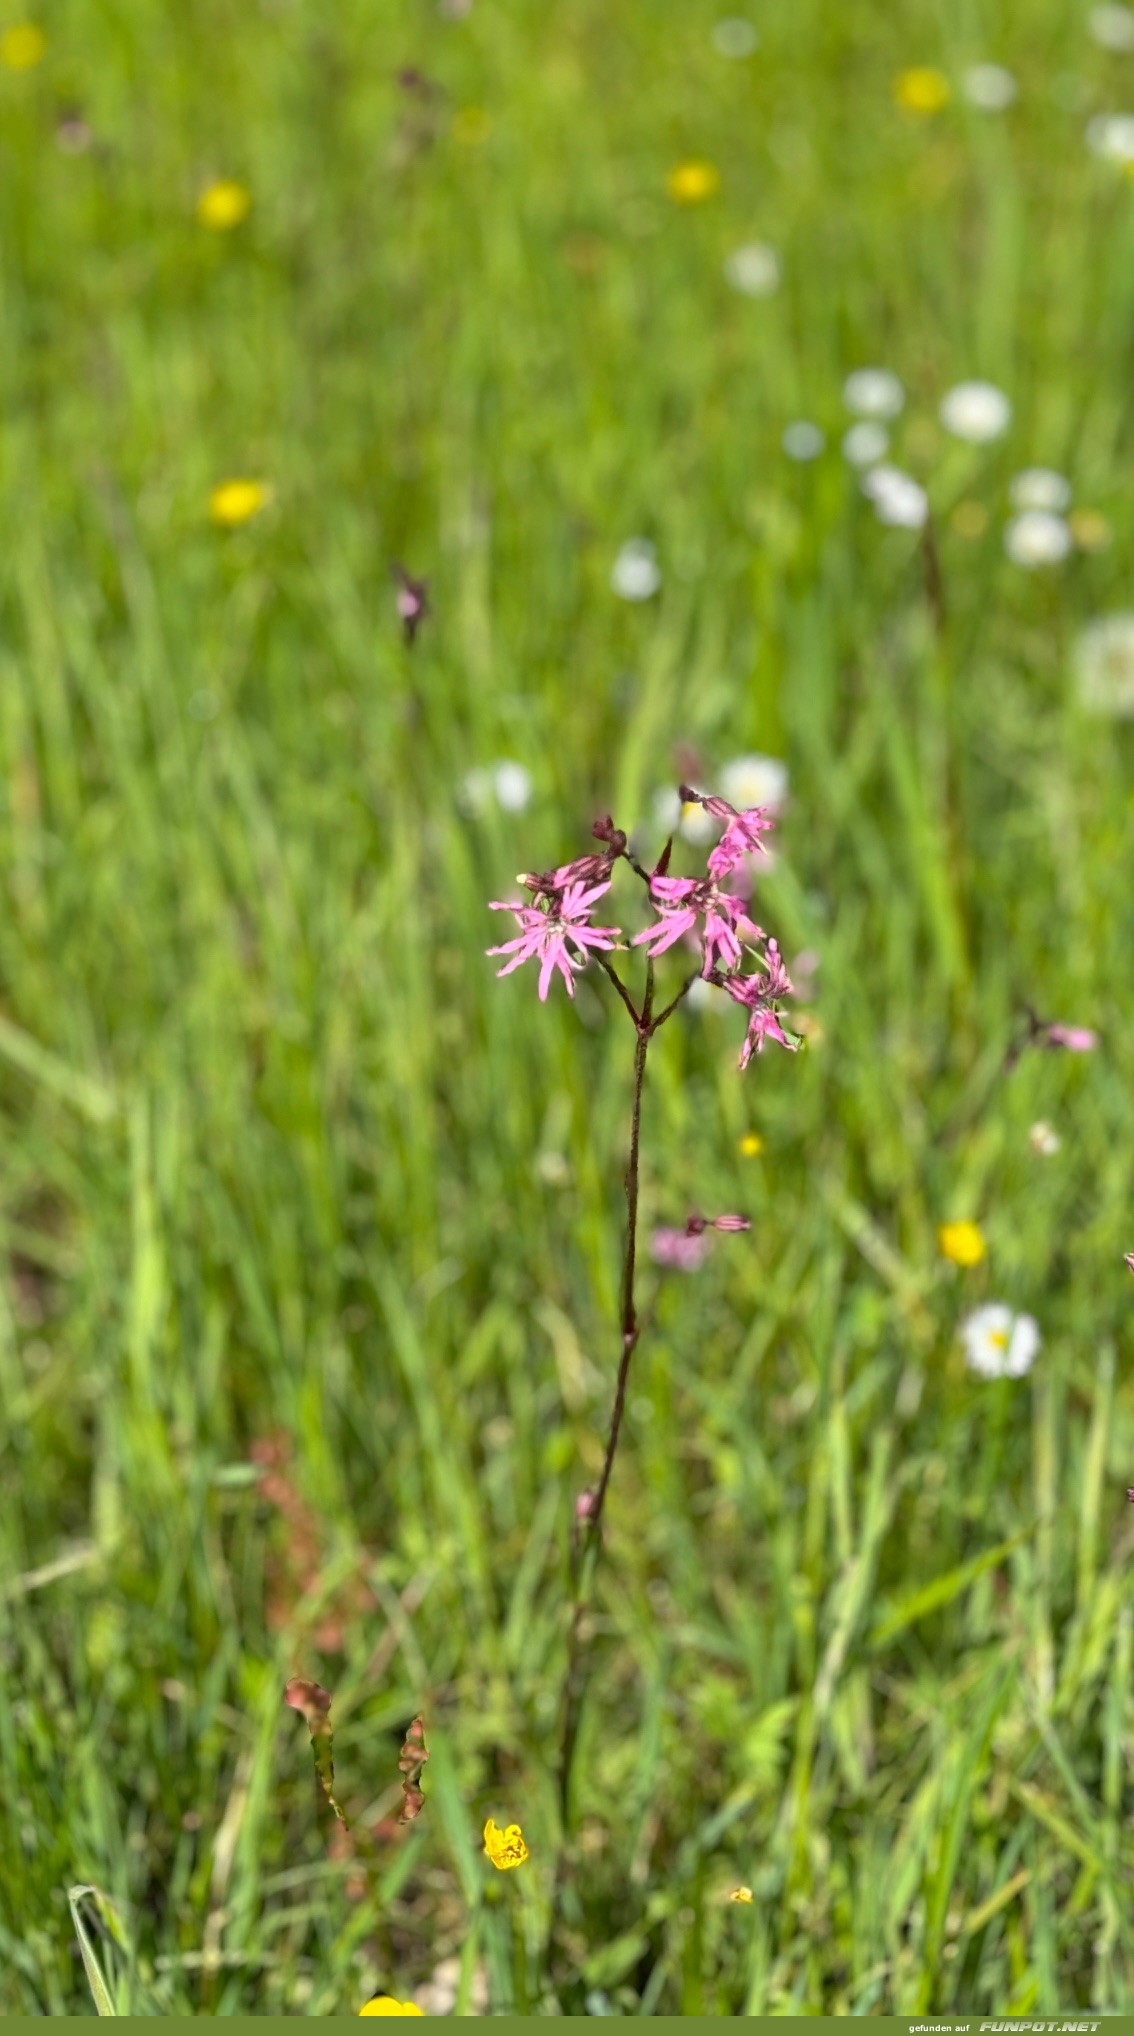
[{"x1": 2, "y1": 0, "x2": 1134, "y2": 2014}]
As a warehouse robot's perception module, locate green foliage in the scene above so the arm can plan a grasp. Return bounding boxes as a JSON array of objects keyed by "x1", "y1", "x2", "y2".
[{"x1": 0, "y1": 0, "x2": 1133, "y2": 2014}]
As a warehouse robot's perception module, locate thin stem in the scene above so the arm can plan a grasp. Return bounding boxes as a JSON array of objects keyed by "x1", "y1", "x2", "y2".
[
  {"x1": 649, "y1": 967, "x2": 702, "y2": 1034},
  {"x1": 557, "y1": 957, "x2": 654, "y2": 1822},
  {"x1": 595, "y1": 953, "x2": 641, "y2": 1028},
  {"x1": 922, "y1": 514, "x2": 947, "y2": 638}
]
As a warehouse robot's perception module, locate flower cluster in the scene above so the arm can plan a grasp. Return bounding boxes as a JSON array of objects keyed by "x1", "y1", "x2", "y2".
[{"x1": 486, "y1": 793, "x2": 795, "y2": 1069}]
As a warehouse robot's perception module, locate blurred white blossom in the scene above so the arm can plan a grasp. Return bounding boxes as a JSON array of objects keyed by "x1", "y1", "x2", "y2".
[
  {"x1": 782, "y1": 421, "x2": 825, "y2": 460},
  {"x1": 1086, "y1": 111, "x2": 1134, "y2": 160},
  {"x1": 843, "y1": 368, "x2": 905, "y2": 419},
  {"x1": 962, "y1": 1304, "x2": 1040, "y2": 1379},
  {"x1": 962, "y1": 63, "x2": 1018, "y2": 110},
  {"x1": 724, "y1": 241, "x2": 781, "y2": 297},
  {"x1": 712, "y1": 17, "x2": 759, "y2": 57},
  {"x1": 1004, "y1": 510, "x2": 1072, "y2": 566},
  {"x1": 611, "y1": 537, "x2": 661, "y2": 601},
  {"x1": 1090, "y1": 4, "x2": 1134, "y2": 51},
  {"x1": 1075, "y1": 613, "x2": 1134, "y2": 716},
  {"x1": 862, "y1": 464, "x2": 929, "y2": 529},
  {"x1": 842, "y1": 421, "x2": 890, "y2": 467},
  {"x1": 1009, "y1": 468, "x2": 1072, "y2": 512},
  {"x1": 940, "y1": 381, "x2": 1012, "y2": 443}
]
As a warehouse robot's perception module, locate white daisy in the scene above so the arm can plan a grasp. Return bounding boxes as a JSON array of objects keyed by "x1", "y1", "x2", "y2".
[
  {"x1": 961, "y1": 1304, "x2": 1040, "y2": 1380},
  {"x1": 712, "y1": 17, "x2": 759, "y2": 57},
  {"x1": 723, "y1": 241, "x2": 780, "y2": 297},
  {"x1": 652, "y1": 785, "x2": 718, "y2": 844},
  {"x1": 718, "y1": 752, "x2": 790, "y2": 810},
  {"x1": 1086, "y1": 112, "x2": 1134, "y2": 161},
  {"x1": 782, "y1": 421, "x2": 825, "y2": 461},
  {"x1": 843, "y1": 368, "x2": 905, "y2": 419},
  {"x1": 1009, "y1": 468, "x2": 1072, "y2": 513},
  {"x1": 1004, "y1": 510, "x2": 1073, "y2": 567},
  {"x1": 862, "y1": 464, "x2": 929, "y2": 529},
  {"x1": 611, "y1": 537, "x2": 661, "y2": 601},
  {"x1": 962, "y1": 63, "x2": 1019, "y2": 110},
  {"x1": 940, "y1": 381, "x2": 1012, "y2": 443},
  {"x1": 842, "y1": 421, "x2": 890, "y2": 468},
  {"x1": 492, "y1": 760, "x2": 533, "y2": 811},
  {"x1": 1090, "y1": 4, "x2": 1134, "y2": 51},
  {"x1": 1074, "y1": 613, "x2": 1134, "y2": 716},
  {"x1": 1028, "y1": 1121, "x2": 1062, "y2": 1156}
]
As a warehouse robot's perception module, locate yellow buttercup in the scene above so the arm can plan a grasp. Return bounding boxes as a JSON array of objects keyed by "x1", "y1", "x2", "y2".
[{"x1": 483, "y1": 1816, "x2": 529, "y2": 1869}]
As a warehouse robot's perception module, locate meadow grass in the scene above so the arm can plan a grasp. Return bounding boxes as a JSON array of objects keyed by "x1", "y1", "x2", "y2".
[{"x1": 1, "y1": 0, "x2": 1134, "y2": 2013}]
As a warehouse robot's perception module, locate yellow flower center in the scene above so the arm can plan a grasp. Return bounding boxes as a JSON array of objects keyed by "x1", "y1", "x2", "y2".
[{"x1": 738, "y1": 1132, "x2": 763, "y2": 1157}]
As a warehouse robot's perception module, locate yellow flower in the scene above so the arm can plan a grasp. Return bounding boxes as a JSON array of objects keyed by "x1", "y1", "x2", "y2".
[
  {"x1": 1069, "y1": 508, "x2": 1112, "y2": 552},
  {"x1": 452, "y1": 107, "x2": 491, "y2": 146},
  {"x1": 938, "y1": 1220, "x2": 986, "y2": 1268},
  {"x1": 894, "y1": 67, "x2": 951, "y2": 115},
  {"x1": 950, "y1": 500, "x2": 989, "y2": 541},
  {"x1": 483, "y1": 1817, "x2": 529, "y2": 1869},
  {"x1": 209, "y1": 478, "x2": 270, "y2": 527},
  {"x1": 666, "y1": 160, "x2": 720, "y2": 203},
  {"x1": 738, "y1": 1132, "x2": 763, "y2": 1157},
  {"x1": 359, "y1": 2000, "x2": 424, "y2": 2016},
  {"x1": 0, "y1": 22, "x2": 45, "y2": 68},
  {"x1": 197, "y1": 179, "x2": 251, "y2": 230},
  {"x1": 730, "y1": 1885, "x2": 754, "y2": 1904}
]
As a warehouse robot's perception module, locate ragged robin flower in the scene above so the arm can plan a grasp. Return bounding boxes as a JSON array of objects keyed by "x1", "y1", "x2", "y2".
[
  {"x1": 487, "y1": 877, "x2": 621, "y2": 1002},
  {"x1": 483, "y1": 1817, "x2": 528, "y2": 1869}
]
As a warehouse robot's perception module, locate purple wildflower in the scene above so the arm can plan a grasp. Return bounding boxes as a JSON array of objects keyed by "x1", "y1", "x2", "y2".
[
  {"x1": 633, "y1": 875, "x2": 763, "y2": 978},
  {"x1": 650, "y1": 1227, "x2": 711, "y2": 1271},
  {"x1": 679, "y1": 784, "x2": 775, "y2": 880},
  {"x1": 487, "y1": 879, "x2": 621, "y2": 1001},
  {"x1": 1045, "y1": 1024, "x2": 1097, "y2": 1052},
  {"x1": 393, "y1": 563, "x2": 429, "y2": 645},
  {"x1": 720, "y1": 940, "x2": 796, "y2": 1068}
]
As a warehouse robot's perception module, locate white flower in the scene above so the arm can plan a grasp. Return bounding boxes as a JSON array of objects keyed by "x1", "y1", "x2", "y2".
[
  {"x1": 842, "y1": 421, "x2": 889, "y2": 468},
  {"x1": 962, "y1": 63, "x2": 1018, "y2": 110},
  {"x1": 611, "y1": 537, "x2": 661, "y2": 601},
  {"x1": 493, "y1": 760, "x2": 533, "y2": 810},
  {"x1": 843, "y1": 368, "x2": 905, "y2": 419},
  {"x1": 712, "y1": 16, "x2": 759, "y2": 57},
  {"x1": 862, "y1": 464, "x2": 929, "y2": 529},
  {"x1": 718, "y1": 753, "x2": 790, "y2": 810},
  {"x1": 1009, "y1": 468, "x2": 1072, "y2": 512},
  {"x1": 782, "y1": 421, "x2": 825, "y2": 461},
  {"x1": 962, "y1": 1304, "x2": 1040, "y2": 1380},
  {"x1": 652, "y1": 785, "x2": 717, "y2": 844},
  {"x1": 940, "y1": 381, "x2": 1012, "y2": 443},
  {"x1": 723, "y1": 241, "x2": 780, "y2": 297},
  {"x1": 1086, "y1": 112, "x2": 1134, "y2": 160},
  {"x1": 1028, "y1": 1121, "x2": 1062, "y2": 1156},
  {"x1": 1090, "y1": 4, "x2": 1134, "y2": 51},
  {"x1": 1004, "y1": 510, "x2": 1073, "y2": 567},
  {"x1": 1074, "y1": 613, "x2": 1134, "y2": 716}
]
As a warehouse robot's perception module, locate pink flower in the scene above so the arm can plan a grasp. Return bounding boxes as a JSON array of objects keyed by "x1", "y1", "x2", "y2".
[
  {"x1": 721, "y1": 940, "x2": 796, "y2": 1068},
  {"x1": 684, "y1": 1211, "x2": 751, "y2": 1235},
  {"x1": 678, "y1": 785, "x2": 775, "y2": 880},
  {"x1": 1046, "y1": 1024, "x2": 1097, "y2": 1052},
  {"x1": 1125, "y1": 1253, "x2": 1134, "y2": 1275},
  {"x1": 392, "y1": 563, "x2": 428, "y2": 644},
  {"x1": 633, "y1": 875, "x2": 763, "y2": 978},
  {"x1": 650, "y1": 1227, "x2": 710, "y2": 1271},
  {"x1": 487, "y1": 879, "x2": 621, "y2": 1001}
]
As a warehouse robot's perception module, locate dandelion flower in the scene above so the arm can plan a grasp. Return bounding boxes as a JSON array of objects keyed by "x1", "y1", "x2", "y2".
[
  {"x1": 1010, "y1": 469, "x2": 1071, "y2": 513},
  {"x1": 962, "y1": 63, "x2": 1018, "y2": 110},
  {"x1": 359, "y1": 2001, "x2": 424, "y2": 2017},
  {"x1": 1090, "y1": 3, "x2": 1134, "y2": 50},
  {"x1": 862, "y1": 464, "x2": 928, "y2": 529},
  {"x1": 738, "y1": 1131, "x2": 763, "y2": 1156},
  {"x1": 843, "y1": 368, "x2": 905, "y2": 420},
  {"x1": 1086, "y1": 112, "x2": 1134, "y2": 161},
  {"x1": 940, "y1": 381, "x2": 1011, "y2": 444},
  {"x1": 1069, "y1": 508, "x2": 1111, "y2": 551},
  {"x1": 712, "y1": 17, "x2": 759, "y2": 57},
  {"x1": 723, "y1": 241, "x2": 780, "y2": 297},
  {"x1": 667, "y1": 160, "x2": 720, "y2": 203},
  {"x1": 938, "y1": 1220, "x2": 986, "y2": 1268},
  {"x1": 951, "y1": 499, "x2": 989, "y2": 539},
  {"x1": 782, "y1": 421, "x2": 825, "y2": 461},
  {"x1": 718, "y1": 753, "x2": 789, "y2": 812},
  {"x1": 209, "y1": 478, "x2": 270, "y2": 526},
  {"x1": 611, "y1": 537, "x2": 661, "y2": 601},
  {"x1": 961, "y1": 1303, "x2": 1040, "y2": 1380},
  {"x1": 843, "y1": 421, "x2": 889, "y2": 467},
  {"x1": 197, "y1": 180, "x2": 251, "y2": 230},
  {"x1": 0, "y1": 22, "x2": 45, "y2": 68},
  {"x1": 1004, "y1": 510, "x2": 1072, "y2": 567},
  {"x1": 1075, "y1": 614, "x2": 1134, "y2": 715},
  {"x1": 895, "y1": 67, "x2": 951, "y2": 114},
  {"x1": 1029, "y1": 1121, "x2": 1061, "y2": 1155},
  {"x1": 483, "y1": 1817, "x2": 529, "y2": 1869}
]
